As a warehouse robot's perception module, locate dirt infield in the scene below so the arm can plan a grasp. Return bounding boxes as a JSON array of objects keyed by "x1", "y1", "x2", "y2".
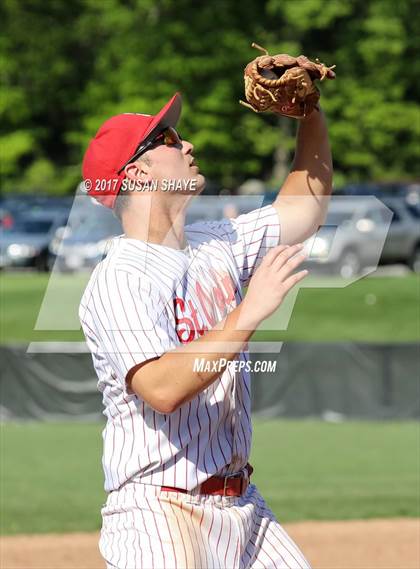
[{"x1": 1, "y1": 518, "x2": 419, "y2": 569}]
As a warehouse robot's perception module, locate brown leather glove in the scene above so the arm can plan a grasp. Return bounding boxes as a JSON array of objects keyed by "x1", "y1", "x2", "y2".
[{"x1": 240, "y1": 43, "x2": 336, "y2": 118}]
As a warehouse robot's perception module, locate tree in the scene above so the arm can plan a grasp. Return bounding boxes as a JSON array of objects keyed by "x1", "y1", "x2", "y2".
[{"x1": 1, "y1": 0, "x2": 419, "y2": 195}]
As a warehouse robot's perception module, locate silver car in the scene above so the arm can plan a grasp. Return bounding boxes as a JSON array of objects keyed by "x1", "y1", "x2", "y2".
[
  {"x1": 380, "y1": 196, "x2": 420, "y2": 272},
  {"x1": 303, "y1": 196, "x2": 398, "y2": 277},
  {"x1": 0, "y1": 210, "x2": 69, "y2": 271}
]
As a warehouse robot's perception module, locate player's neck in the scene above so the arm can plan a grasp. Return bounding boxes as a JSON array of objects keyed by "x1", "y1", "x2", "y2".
[{"x1": 122, "y1": 195, "x2": 189, "y2": 250}]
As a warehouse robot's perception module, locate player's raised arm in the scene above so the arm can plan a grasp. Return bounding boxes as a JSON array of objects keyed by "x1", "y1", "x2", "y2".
[
  {"x1": 273, "y1": 109, "x2": 333, "y2": 244},
  {"x1": 240, "y1": 44, "x2": 335, "y2": 245}
]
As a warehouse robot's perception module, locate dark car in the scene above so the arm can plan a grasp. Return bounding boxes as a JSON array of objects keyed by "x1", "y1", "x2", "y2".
[
  {"x1": 303, "y1": 196, "x2": 420, "y2": 276},
  {"x1": 50, "y1": 193, "x2": 265, "y2": 272},
  {"x1": 50, "y1": 203, "x2": 122, "y2": 272},
  {"x1": 380, "y1": 197, "x2": 420, "y2": 272},
  {"x1": 302, "y1": 197, "x2": 393, "y2": 277},
  {"x1": 0, "y1": 210, "x2": 69, "y2": 271}
]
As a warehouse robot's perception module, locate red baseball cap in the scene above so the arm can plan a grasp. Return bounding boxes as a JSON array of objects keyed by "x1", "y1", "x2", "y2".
[{"x1": 82, "y1": 93, "x2": 182, "y2": 209}]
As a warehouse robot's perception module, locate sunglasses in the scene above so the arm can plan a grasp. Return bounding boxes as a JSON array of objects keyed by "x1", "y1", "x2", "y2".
[{"x1": 117, "y1": 126, "x2": 182, "y2": 175}]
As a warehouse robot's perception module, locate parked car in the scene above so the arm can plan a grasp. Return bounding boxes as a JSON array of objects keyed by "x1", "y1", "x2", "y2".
[
  {"x1": 303, "y1": 196, "x2": 420, "y2": 276},
  {"x1": 338, "y1": 181, "x2": 420, "y2": 218},
  {"x1": 380, "y1": 197, "x2": 420, "y2": 272},
  {"x1": 50, "y1": 200, "x2": 122, "y2": 272},
  {"x1": 0, "y1": 195, "x2": 72, "y2": 219},
  {"x1": 303, "y1": 197, "x2": 392, "y2": 277},
  {"x1": 50, "y1": 192, "x2": 266, "y2": 272},
  {"x1": 0, "y1": 210, "x2": 70, "y2": 271},
  {"x1": 0, "y1": 207, "x2": 15, "y2": 230},
  {"x1": 186, "y1": 194, "x2": 264, "y2": 224}
]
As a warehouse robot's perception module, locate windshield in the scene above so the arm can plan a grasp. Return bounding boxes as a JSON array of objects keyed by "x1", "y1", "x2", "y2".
[
  {"x1": 325, "y1": 211, "x2": 353, "y2": 225},
  {"x1": 406, "y1": 204, "x2": 420, "y2": 219},
  {"x1": 7, "y1": 219, "x2": 54, "y2": 234},
  {"x1": 69, "y1": 214, "x2": 122, "y2": 240}
]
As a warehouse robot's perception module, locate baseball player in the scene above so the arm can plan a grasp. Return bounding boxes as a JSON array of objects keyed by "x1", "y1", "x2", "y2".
[{"x1": 80, "y1": 55, "x2": 332, "y2": 568}]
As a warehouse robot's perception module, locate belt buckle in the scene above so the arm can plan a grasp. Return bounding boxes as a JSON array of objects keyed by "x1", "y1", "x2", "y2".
[
  {"x1": 222, "y1": 471, "x2": 239, "y2": 497},
  {"x1": 223, "y1": 467, "x2": 249, "y2": 497},
  {"x1": 222, "y1": 473, "x2": 231, "y2": 497},
  {"x1": 240, "y1": 465, "x2": 249, "y2": 495}
]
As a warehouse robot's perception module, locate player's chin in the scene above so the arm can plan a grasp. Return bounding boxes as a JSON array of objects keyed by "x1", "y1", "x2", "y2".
[
  {"x1": 184, "y1": 173, "x2": 205, "y2": 195},
  {"x1": 194, "y1": 173, "x2": 206, "y2": 194}
]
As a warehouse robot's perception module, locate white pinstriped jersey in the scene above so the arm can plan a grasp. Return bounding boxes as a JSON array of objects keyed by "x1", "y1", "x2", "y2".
[{"x1": 79, "y1": 205, "x2": 280, "y2": 493}]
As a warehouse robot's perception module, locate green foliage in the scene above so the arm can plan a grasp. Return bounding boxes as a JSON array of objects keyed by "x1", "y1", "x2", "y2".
[
  {"x1": 1, "y1": 420, "x2": 418, "y2": 534},
  {"x1": 1, "y1": 0, "x2": 419, "y2": 194}
]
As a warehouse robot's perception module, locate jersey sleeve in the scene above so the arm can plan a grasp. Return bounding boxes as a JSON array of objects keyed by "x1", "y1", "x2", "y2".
[
  {"x1": 79, "y1": 268, "x2": 178, "y2": 390},
  {"x1": 213, "y1": 204, "x2": 280, "y2": 287}
]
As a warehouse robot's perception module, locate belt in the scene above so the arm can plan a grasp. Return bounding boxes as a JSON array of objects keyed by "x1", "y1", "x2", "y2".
[{"x1": 161, "y1": 463, "x2": 254, "y2": 497}]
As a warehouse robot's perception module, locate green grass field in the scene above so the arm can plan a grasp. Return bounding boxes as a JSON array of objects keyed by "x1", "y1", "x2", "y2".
[
  {"x1": 1, "y1": 273, "x2": 419, "y2": 343},
  {"x1": 1, "y1": 420, "x2": 419, "y2": 535}
]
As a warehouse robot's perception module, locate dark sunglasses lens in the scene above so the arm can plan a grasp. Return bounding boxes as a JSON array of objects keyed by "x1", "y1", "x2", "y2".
[{"x1": 163, "y1": 128, "x2": 182, "y2": 145}]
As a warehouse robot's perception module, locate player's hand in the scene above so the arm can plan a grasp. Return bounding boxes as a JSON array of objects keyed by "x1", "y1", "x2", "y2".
[{"x1": 240, "y1": 244, "x2": 308, "y2": 328}]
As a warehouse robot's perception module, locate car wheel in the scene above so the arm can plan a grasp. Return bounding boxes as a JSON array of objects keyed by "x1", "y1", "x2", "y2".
[
  {"x1": 337, "y1": 250, "x2": 361, "y2": 278},
  {"x1": 35, "y1": 252, "x2": 49, "y2": 272},
  {"x1": 409, "y1": 246, "x2": 420, "y2": 273}
]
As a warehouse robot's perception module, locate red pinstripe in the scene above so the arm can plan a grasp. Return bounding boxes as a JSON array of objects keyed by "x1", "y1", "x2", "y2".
[
  {"x1": 109, "y1": 500, "x2": 119, "y2": 568},
  {"x1": 255, "y1": 493, "x2": 307, "y2": 568},
  {"x1": 251, "y1": 528, "x2": 273, "y2": 568},
  {"x1": 264, "y1": 517, "x2": 307, "y2": 568},
  {"x1": 243, "y1": 492, "x2": 269, "y2": 568},
  {"x1": 121, "y1": 502, "x2": 132, "y2": 569},
  {"x1": 232, "y1": 516, "x2": 241, "y2": 569},
  {"x1": 215, "y1": 508, "x2": 225, "y2": 565},
  {"x1": 122, "y1": 395, "x2": 137, "y2": 477},
  {"x1": 144, "y1": 493, "x2": 171, "y2": 568},
  {"x1": 106, "y1": 402, "x2": 118, "y2": 490},
  {"x1": 130, "y1": 506, "x2": 139, "y2": 569},
  {"x1": 207, "y1": 504, "x2": 215, "y2": 546},
  {"x1": 190, "y1": 503, "x2": 205, "y2": 569},
  {"x1": 260, "y1": 526, "x2": 289, "y2": 567},
  {"x1": 197, "y1": 506, "x2": 207, "y2": 567},
  {"x1": 133, "y1": 492, "x2": 153, "y2": 568},
  {"x1": 224, "y1": 513, "x2": 233, "y2": 568},
  {"x1": 276, "y1": 524, "x2": 310, "y2": 568},
  {"x1": 179, "y1": 500, "x2": 197, "y2": 568},
  {"x1": 207, "y1": 505, "x2": 217, "y2": 569},
  {"x1": 167, "y1": 496, "x2": 188, "y2": 567}
]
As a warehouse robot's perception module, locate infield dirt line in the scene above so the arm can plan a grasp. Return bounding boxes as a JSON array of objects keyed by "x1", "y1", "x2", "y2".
[{"x1": 1, "y1": 518, "x2": 419, "y2": 569}]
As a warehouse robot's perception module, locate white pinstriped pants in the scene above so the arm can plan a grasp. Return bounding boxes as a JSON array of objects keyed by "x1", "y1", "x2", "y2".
[{"x1": 100, "y1": 481, "x2": 311, "y2": 569}]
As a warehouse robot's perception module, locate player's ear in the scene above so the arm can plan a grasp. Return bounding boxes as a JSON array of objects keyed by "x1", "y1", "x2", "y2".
[{"x1": 124, "y1": 159, "x2": 152, "y2": 183}]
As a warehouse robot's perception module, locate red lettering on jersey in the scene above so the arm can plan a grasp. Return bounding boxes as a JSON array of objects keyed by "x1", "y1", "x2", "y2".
[
  {"x1": 221, "y1": 273, "x2": 236, "y2": 303},
  {"x1": 188, "y1": 299, "x2": 207, "y2": 336},
  {"x1": 174, "y1": 298, "x2": 195, "y2": 343},
  {"x1": 196, "y1": 281, "x2": 216, "y2": 327},
  {"x1": 213, "y1": 282, "x2": 226, "y2": 313},
  {"x1": 209, "y1": 269, "x2": 236, "y2": 310},
  {"x1": 173, "y1": 271, "x2": 237, "y2": 344}
]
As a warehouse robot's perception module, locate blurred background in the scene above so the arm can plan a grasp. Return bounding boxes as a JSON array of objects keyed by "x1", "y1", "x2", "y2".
[{"x1": 1, "y1": 1, "x2": 419, "y2": 568}]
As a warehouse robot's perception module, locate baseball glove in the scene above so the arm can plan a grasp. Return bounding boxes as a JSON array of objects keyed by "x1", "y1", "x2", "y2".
[{"x1": 240, "y1": 43, "x2": 336, "y2": 118}]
